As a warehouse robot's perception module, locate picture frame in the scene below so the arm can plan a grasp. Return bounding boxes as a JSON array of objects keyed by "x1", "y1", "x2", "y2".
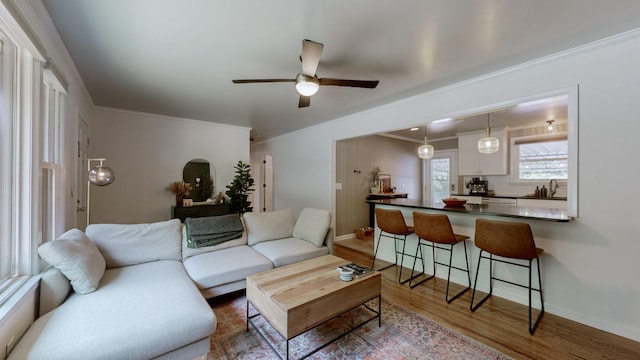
[{"x1": 377, "y1": 174, "x2": 391, "y2": 193}]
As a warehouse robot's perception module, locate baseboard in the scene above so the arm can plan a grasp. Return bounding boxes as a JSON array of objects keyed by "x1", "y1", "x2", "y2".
[{"x1": 335, "y1": 233, "x2": 356, "y2": 242}]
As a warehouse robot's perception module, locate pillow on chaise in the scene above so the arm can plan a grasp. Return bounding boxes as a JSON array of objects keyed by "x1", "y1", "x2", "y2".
[
  {"x1": 292, "y1": 207, "x2": 331, "y2": 247},
  {"x1": 38, "y1": 228, "x2": 106, "y2": 294},
  {"x1": 243, "y1": 208, "x2": 296, "y2": 246}
]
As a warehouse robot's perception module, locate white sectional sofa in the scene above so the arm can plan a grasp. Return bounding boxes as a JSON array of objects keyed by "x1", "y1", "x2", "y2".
[{"x1": 9, "y1": 207, "x2": 332, "y2": 360}]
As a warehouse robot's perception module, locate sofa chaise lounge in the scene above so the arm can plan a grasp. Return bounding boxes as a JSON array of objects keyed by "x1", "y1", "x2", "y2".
[{"x1": 9, "y1": 207, "x2": 332, "y2": 360}]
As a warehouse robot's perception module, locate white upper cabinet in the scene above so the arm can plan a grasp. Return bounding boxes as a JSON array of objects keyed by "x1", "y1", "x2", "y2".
[{"x1": 458, "y1": 129, "x2": 508, "y2": 175}]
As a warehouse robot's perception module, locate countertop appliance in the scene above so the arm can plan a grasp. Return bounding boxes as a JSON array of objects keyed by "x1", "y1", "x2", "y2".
[{"x1": 467, "y1": 177, "x2": 488, "y2": 195}]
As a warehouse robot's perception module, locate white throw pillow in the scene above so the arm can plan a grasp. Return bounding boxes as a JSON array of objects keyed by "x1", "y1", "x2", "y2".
[
  {"x1": 292, "y1": 208, "x2": 332, "y2": 247},
  {"x1": 243, "y1": 208, "x2": 296, "y2": 245},
  {"x1": 38, "y1": 229, "x2": 106, "y2": 294}
]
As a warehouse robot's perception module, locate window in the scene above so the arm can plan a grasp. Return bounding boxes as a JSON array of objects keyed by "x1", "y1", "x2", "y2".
[
  {"x1": 512, "y1": 135, "x2": 568, "y2": 182},
  {"x1": 0, "y1": 33, "x2": 16, "y2": 288},
  {"x1": 40, "y1": 69, "x2": 66, "y2": 268},
  {"x1": 0, "y1": 8, "x2": 51, "y2": 301},
  {"x1": 431, "y1": 158, "x2": 451, "y2": 204}
]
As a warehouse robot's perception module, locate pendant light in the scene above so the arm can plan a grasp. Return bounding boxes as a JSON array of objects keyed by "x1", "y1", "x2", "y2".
[
  {"x1": 418, "y1": 126, "x2": 434, "y2": 159},
  {"x1": 478, "y1": 113, "x2": 499, "y2": 154}
]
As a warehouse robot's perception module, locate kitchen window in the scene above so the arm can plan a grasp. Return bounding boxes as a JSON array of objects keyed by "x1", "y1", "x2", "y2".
[{"x1": 511, "y1": 134, "x2": 568, "y2": 183}]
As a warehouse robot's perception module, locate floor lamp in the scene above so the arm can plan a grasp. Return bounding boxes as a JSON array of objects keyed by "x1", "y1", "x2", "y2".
[{"x1": 87, "y1": 158, "x2": 115, "y2": 226}]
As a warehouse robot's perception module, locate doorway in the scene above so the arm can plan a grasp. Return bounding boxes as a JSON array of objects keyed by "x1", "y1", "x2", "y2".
[{"x1": 424, "y1": 149, "x2": 458, "y2": 204}]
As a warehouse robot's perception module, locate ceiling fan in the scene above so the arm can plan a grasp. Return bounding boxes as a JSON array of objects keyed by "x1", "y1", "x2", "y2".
[{"x1": 232, "y1": 39, "x2": 379, "y2": 108}]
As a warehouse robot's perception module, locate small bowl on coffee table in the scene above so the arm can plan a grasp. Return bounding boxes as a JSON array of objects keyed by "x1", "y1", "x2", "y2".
[{"x1": 337, "y1": 267, "x2": 354, "y2": 281}]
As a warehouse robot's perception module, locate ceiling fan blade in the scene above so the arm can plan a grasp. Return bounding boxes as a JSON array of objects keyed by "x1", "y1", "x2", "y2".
[
  {"x1": 301, "y1": 39, "x2": 324, "y2": 77},
  {"x1": 232, "y1": 79, "x2": 295, "y2": 84},
  {"x1": 298, "y1": 95, "x2": 311, "y2": 108},
  {"x1": 319, "y1": 78, "x2": 379, "y2": 88}
]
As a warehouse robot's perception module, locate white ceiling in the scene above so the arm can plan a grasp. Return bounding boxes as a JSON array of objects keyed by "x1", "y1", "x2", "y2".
[{"x1": 42, "y1": 0, "x2": 640, "y2": 141}]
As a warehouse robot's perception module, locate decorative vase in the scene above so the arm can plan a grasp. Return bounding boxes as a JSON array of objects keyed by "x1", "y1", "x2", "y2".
[{"x1": 176, "y1": 194, "x2": 184, "y2": 207}]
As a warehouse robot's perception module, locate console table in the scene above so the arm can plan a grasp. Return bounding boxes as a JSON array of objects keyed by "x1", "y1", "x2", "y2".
[{"x1": 171, "y1": 204, "x2": 230, "y2": 222}]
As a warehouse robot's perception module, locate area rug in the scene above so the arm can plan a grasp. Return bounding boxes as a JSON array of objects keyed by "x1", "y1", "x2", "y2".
[{"x1": 208, "y1": 295, "x2": 511, "y2": 360}]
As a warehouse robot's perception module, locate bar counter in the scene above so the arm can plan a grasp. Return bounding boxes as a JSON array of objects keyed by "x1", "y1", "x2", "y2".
[{"x1": 367, "y1": 198, "x2": 571, "y2": 222}]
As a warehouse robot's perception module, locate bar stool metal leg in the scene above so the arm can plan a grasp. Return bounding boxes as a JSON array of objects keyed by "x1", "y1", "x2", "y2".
[
  {"x1": 409, "y1": 238, "x2": 436, "y2": 288},
  {"x1": 529, "y1": 257, "x2": 545, "y2": 334},
  {"x1": 470, "y1": 251, "x2": 493, "y2": 311},
  {"x1": 371, "y1": 232, "x2": 395, "y2": 271},
  {"x1": 444, "y1": 241, "x2": 471, "y2": 303},
  {"x1": 409, "y1": 239, "x2": 434, "y2": 288}
]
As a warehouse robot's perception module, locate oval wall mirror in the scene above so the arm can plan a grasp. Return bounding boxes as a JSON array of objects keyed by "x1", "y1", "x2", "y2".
[{"x1": 183, "y1": 159, "x2": 215, "y2": 202}]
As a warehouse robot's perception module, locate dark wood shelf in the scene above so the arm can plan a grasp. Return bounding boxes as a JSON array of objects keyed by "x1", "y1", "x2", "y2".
[{"x1": 171, "y1": 204, "x2": 230, "y2": 222}]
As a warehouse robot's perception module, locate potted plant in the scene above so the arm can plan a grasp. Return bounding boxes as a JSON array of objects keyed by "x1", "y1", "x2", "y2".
[
  {"x1": 166, "y1": 181, "x2": 192, "y2": 207},
  {"x1": 225, "y1": 160, "x2": 255, "y2": 214},
  {"x1": 369, "y1": 166, "x2": 381, "y2": 194}
]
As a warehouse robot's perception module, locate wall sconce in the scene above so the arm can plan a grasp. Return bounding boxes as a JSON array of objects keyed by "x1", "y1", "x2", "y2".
[{"x1": 86, "y1": 158, "x2": 115, "y2": 226}]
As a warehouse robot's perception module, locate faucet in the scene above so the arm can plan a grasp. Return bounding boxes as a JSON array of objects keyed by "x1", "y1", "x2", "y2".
[{"x1": 549, "y1": 179, "x2": 559, "y2": 198}]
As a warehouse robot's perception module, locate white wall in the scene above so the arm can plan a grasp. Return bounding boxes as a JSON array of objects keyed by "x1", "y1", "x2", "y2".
[
  {"x1": 252, "y1": 30, "x2": 640, "y2": 341},
  {"x1": 91, "y1": 107, "x2": 250, "y2": 224},
  {"x1": 335, "y1": 135, "x2": 422, "y2": 235}
]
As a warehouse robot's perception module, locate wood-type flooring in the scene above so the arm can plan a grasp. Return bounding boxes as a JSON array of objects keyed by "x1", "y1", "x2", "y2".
[{"x1": 334, "y1": 236, "x2": 640, "y2": 360}]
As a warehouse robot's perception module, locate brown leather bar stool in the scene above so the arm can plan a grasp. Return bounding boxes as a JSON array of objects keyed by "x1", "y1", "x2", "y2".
[
  {"x1": 470, "y1": 218, "x2": 545, "y2": 334},
  {"x1": 409, "y1": 212, "x2": 471, "y2": 303},
  {"x1": 372, "y1": 208, "x2": 421, "y2": 284}
]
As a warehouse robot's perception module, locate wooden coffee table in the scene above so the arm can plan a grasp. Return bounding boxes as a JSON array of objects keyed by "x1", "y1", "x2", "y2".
[{"x1": 246, "y1": 255, "x2": 381, "y2": 359}]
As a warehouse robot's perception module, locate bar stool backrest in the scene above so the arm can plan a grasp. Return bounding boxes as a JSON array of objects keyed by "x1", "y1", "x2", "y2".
[
  {"x1": 413, "y1": 212, "x2": 456, "y2": 244},
  {"x1": 375, "y1": 208, "x2": 411, "y2": 235},
  {"x1": 474, "y1": 219, "x2": 538, "y2": 260}
]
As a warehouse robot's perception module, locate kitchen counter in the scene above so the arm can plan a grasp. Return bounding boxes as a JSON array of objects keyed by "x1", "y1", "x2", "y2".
[
  {"x1": 451, "y1": 194, "x2": 567, "y2": 201},
  {"x1": 367, "y1": 198, "x2": 571, "y2": 222},
  {"x1": 366, "y1": 193, "x2": 409, "y2": 226}
]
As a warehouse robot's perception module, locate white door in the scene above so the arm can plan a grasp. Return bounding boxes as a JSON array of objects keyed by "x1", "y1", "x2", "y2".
[
  {"x1": 424, "y1": 150, "x2": 458, "y2": 204},
  {"x1": 76, "y1": 118, "x2": 89, "y2": 229}
]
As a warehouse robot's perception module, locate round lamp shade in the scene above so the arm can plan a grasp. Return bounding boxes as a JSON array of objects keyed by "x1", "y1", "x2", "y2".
[
  {"x1": 418, "y1": 144, "x2": 434, "y2": 159},
  {"x1": 89, "y1": 166, "x2": 115, "y2": 186},
  {"x1": 478, "y1": 136, "x2": 499, "y2": 154}
]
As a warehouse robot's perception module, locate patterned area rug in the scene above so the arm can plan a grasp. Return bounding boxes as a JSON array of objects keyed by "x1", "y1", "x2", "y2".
[{"x1": 208, "y1": 295, "x2": 511, "y2": 360}]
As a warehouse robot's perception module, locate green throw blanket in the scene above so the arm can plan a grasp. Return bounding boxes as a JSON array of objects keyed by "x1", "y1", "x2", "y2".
[{"x1": 185, "y1": 214, "x2": 244, "y2": 248}]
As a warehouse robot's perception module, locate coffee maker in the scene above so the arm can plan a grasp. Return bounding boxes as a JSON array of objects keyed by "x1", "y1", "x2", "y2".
[{"x1": 467, "y1": 177, "x2": 488, "y2": 195}]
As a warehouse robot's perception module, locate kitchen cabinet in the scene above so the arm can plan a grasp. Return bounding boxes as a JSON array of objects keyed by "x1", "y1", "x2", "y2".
[
  {"x1": 517, "y1": 198, "x2": 567, "y2": 210},
  {"x1": 452, "y1": 195, "x2": 483, "y2": 204},
  {"x1": 458, "y1": 129, "x2": 508, "y2": 176}
]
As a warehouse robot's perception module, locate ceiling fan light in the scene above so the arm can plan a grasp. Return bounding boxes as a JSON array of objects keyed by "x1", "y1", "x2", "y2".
[{"x1": 295, "y1": 73, "x2": 319, "y2": 96}]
